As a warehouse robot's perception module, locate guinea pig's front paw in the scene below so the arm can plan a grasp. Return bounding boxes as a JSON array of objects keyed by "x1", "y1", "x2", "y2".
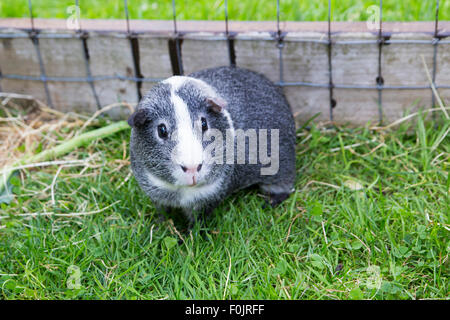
[{"x1": 268, "y1": 193, "x2": 291, "y2": 208}]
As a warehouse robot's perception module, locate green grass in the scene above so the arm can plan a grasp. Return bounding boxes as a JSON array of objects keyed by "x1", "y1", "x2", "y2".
[
  {"x1": 1, "y1": 0, "x2": 448, "y2": 301},
  {"x1": 0, "y1": 107, "x2": 448, "y2": 299},
  {"x1": 1, "y1": 0, "x2": 449, "y2": 21}
]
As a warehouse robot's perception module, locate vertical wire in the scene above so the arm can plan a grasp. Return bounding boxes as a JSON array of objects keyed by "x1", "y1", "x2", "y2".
[
  {"x1": 376, "y1": 0, "x2": 384, "y2": 124},
  {"x1": 224, "y1": 0, "x2": 236, "y2": 66},
  {"x1": 327, "y1": 0, "x2": 335, "y2": 121},
  {"x1": 28, "y1": 0, "x2": 35, "y2": 30},
  {"x1": 75, "y1": 0, "x2": 82, "y2": 30},
  {"x1": 172, "y1": 0, "x2": 178, "y2": 34},
  {"x1": 276, "y1": 0, "x2": 284, "y2": 85},
  {"x1": 224, "y1": 0, "x2": 229, "y2": 36},
  {"x1": 276, "y1": 0, "x2": 280, "y2": 33},
  {"x1": 431, "y1": 0, "x2": 440, "y2": 109},
  {"x1": 124, "y1": 0, "x2": 131, "y2": 34},
  {"x1": 77, "y1": 0, "x2": 101, "y2": 109},
  {"x1": 124, "y1": 0, "x2": 143, "y2": 100},
  {"x1": 433, "y1": 0, "x2": 439, "y2": 36},
  {"x1": 28, "y1": 0, "x2": 53, "y2": 108},
  {"x1": 172, "y1": 0, "x2": 183, "y2": 75}
]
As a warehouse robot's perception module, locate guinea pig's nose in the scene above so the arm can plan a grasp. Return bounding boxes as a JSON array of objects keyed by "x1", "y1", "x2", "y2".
[{"x1": 181, "y1": 164, "x2": 202, "y2": 173}]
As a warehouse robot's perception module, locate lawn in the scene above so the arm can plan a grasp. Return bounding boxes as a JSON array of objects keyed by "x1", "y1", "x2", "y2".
[
  {"x1": 0, "y1": 100, "x2": 448, "y2": 299},
  {"x1": 1, "y1": 0, "x2": 449, "y2": 22},
  {"x1": 0, "y1": 0, "x2": 449, "y2": 301}
]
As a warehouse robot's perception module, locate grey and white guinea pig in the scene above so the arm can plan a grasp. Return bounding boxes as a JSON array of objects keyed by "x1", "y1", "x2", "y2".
[{"x1": 128, "y1": 66, "x2": 296, "y2": 224}]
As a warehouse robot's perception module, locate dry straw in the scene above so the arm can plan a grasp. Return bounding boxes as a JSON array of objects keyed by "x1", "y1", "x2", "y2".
[{"x1": 0, "y1": 93, "x2": 133, "y2": 197}]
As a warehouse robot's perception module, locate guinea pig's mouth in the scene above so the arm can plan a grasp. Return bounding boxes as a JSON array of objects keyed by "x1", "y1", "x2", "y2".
[
  {"x1": 144, "y1": 167, "x2": 206, "y2": 191},
  {"x1": 188, "y1": 176, "x2": 197, "y2": 186},
  {"x1": 180, "y1": 176, "x2": 204, "y2": 188},
  {"x1": 172, "y1": 164, "x2": 208, "y2": 188}
]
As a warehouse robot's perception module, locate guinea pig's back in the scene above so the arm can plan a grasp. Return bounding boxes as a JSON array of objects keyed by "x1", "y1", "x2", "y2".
[
  {"x1": 190, "y1": 66, "x2": 296, "y2": 192},
  {"x1": 189, "y1": 66, "x2": 294, "y2": 134}
]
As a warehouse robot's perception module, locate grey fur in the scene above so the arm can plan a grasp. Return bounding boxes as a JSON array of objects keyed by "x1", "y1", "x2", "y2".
[{"x1": 129, "y1": 66, "x2": 296, "y2": 223}]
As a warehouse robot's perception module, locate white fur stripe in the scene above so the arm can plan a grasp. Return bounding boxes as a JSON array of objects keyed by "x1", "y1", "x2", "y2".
[
  {"x1": 163, "y1": 76, "x2": 203, "y2": 169},
  {"x1": 222, "y1": 109, "x2": 235, "y2": 138}
]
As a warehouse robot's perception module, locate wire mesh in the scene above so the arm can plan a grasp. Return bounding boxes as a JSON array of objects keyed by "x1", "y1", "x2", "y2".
[
  {"x1": 0, "y1": 0, "x2": 447, "y2": 122},
  {"x1": 27, "y1": 0, "x2": 53, "y2": 108}
]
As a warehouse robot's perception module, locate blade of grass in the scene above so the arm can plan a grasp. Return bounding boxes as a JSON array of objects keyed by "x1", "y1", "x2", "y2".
[{"x1": 0, "y1": 120, "x2": 130, "y2": 196}]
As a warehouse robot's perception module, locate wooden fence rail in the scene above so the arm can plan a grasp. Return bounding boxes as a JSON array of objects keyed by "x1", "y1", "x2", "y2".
[{"x1": 0, "y1": 19, "x2": 449, "y2": 126}]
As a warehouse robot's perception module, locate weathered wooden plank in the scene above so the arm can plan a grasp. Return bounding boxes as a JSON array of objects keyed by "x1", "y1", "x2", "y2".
[
  {"x1": 138, "y1": 35, "x2": 172, "y2": 95},
  {"x1": 333, "y1": 89, "x2": 379, "y2": 125},
  {"x1": 438, "y1": 90, "x2": 450, "y2": 111},
  {"x1": 38, "y1": 33, "x2": 97, "y2": 113},
  {"x1": 0, "y1": 31, "x2": 40, "y2": 75},
  {"x1": 382, "y1": 33, "x2": 434, "y2": 87},
  {"x1": 435, "y1": 42, "x2": 450, "y2": 108},
  {"x1": 381, "y1": 33, "x2": 435, "y2": 123},
  {"x1": 87, "y1": 32, "x2": 137, "y2": 117},
  {"x1": 235, "y1": 32, "x2": 332, "y2": 123},
  {"x1": 436, "y1": 42, "x2": 450, "y2": 85},
  {"x1": 0, "y1": 78, "x2": 47, "y2": 105},
  {"x1": 382, "y1": 89, "x2": 433, "y2": 122},
  {"x1": 284, "y1": 86, "x2": 330, "y2": 125},
  {"x1": 234, "y1": 33, "x2": 280, "y2": 83},
  {"x1": 333, "y1": 33, "x2": 379, "y2": 86},
  {"x1": 283, "y1": 33, "x2": 330, "y2": 123},
  {"x1": 1, "y1": 19, "x2": 449, "y2": 127},
  {"x1": 332, "y1": 32, "x2": 379, "y2": 125},
  {"x1": 0, "y1": 29, "x2": 47, "y2": 102},
  {"x1": 182, "y1": 36, "x2": 229, "y2": 75},
  {"x1": 283, "y1": 32, "x2": 329, "y2": 84}
]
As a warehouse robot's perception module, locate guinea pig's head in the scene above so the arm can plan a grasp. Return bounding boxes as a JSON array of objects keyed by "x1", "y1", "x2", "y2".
[{"x1": 128, "y1": 76, "x2": 233, "y2": 189}]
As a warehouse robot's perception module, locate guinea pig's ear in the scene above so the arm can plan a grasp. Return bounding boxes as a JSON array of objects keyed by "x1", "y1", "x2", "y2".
[
  {"x1": 127, "y1": 108, "x2": 151, "y2": 128},
  {"x1": 206, "y1": 97, "x2": 227, "y2": 113}
]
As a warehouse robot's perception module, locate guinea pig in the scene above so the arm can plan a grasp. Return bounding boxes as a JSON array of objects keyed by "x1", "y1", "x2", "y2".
[{"x1": 128, "y1": 66, "x2": 296, "y2": 224}]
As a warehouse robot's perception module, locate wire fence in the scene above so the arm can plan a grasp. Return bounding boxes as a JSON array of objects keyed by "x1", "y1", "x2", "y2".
[{"x1": 0, "y1": 0, "x2": 448, "y2": 123}]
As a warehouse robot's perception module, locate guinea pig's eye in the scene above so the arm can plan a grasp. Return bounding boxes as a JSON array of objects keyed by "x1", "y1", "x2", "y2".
[
  {"x1": 157, "y1": 123, "x2": 168, "y2": 139},
  {"x1": 201, "y1": 117, "x2": 208, "y2": 132}
]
